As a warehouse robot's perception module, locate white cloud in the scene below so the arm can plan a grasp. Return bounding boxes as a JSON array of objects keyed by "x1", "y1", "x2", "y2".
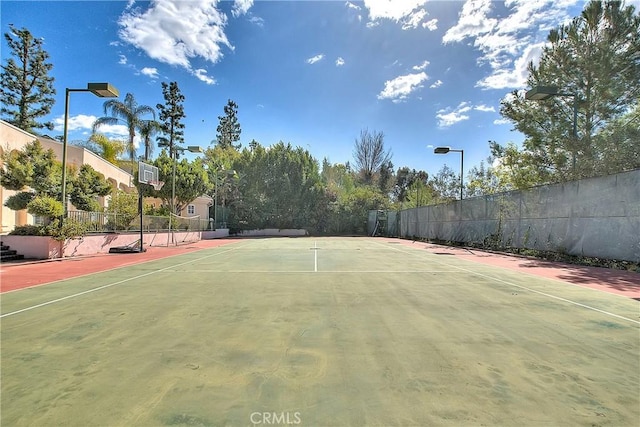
[
  {"x1": 401, "y1": 8, "x2": 427, "y2": 30},
  {"x1": 193, "y1": 68, "x2": 216, "y2": 85},
  {"x1": 336, "y1": 57, "x2": 345, "y2": 66},
  {"x1": 232, "y1": 0, "x2": 253, "y2": 17},
  {"x1": 493, "y1": 118, "x2": 511, "y2": 125},
  {"x1": 430, "y1": 79, "x2": 443, "y2": 89},
  {"x1": 141, "y1": 67, "x2": 159, "y2": 78},
  {"x1": 363, "y1": 0, "x2": 434, "y2": 30},
  {"x1": 364, "y1": 0, "x2": 426, "y2": 21},
  {"x1": 346, "y1": 1, "x2": 361, "y2": 11},
  {"x1": 436, "y1": 102, "x2": 472, "y2": 128},
  {"x1": 442, "y1": 0, "x2": 496, "y2": 44},
  {"x1": 435, "y1": 101, "x2": 498, "y2": 128},
  {"x1": 474, "y1": 104, "x2": 495, "y2": 112},
  {"x1": 377, "y1": 72, "x2": 428, "y2": 103},
  {"x1": 307, "y1": 54, "x2": 324, "y2": 65},
  {"x1": 346, "y1": 1, "x2": 363, "y2": 23},
  {"x1": 476, "y1": 41, "x2": 545, "y2": 89},
  {"x1": 53, "y1": 115, "x2": 139, "y2": 148},
  {"x1": 53, "y1": 114, "x2": 99, "y2": 132},
  {"x1": 423, "y1": 18, "x2": 438, "y2": 31},
  {"x1": 443, "y1": 0, "x2": 580, "y2": 89},
  {"x1": 118, "y1": 0, "x2": 231, "y2": 75},
  {"x1": 412, "y1": 60, "x2": 429, "y2": 71},
  {"x1": 248, "y1": 15, "x2": 264, "y2": 27},
  {"x1": 118, "y1": 55, "x2": 127, "y2": 65}
]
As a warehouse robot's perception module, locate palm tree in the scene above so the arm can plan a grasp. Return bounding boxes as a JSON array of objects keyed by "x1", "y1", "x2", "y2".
[
  {"x1": 138, "y1": 119, "x2": 162, "y2": 161},
  {"x1": 92, "y1": 93, "x2": 155, "y2": 167},
  {"x1": 89, "y1": 133, "x2": 125, "y2": 165}
]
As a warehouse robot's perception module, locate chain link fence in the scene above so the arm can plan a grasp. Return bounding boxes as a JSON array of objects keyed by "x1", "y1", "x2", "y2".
[{"x1": 67, "y1": 211, "x2": 210, "y2": 233}]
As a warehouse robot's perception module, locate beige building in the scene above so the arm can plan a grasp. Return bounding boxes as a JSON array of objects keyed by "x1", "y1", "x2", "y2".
[{"x1": 1, "y1": 120, "x2": 212, "y2": 233}]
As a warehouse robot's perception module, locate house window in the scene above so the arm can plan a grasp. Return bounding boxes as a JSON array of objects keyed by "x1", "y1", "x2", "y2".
[{"x1": 187, "y1": 205, "x2": 195, "y2": 215}]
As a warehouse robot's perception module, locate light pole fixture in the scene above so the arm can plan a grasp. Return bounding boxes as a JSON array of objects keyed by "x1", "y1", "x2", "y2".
[
  {"x1": 170, "y1": 145, "x2": 203, "y2": 215},
  {"x1": 213, "y1": 169, "x2": 237, "y2": 229},
  {"x1": 434, "y1": 146, "x2": 464, "y2": 200},
  {"x1": 61, "y1": 83, "x2": 119, "y2": 218},
  {"x1": 525, "y1": 85, "x2": 578, "y2": 174},
  {"x1": 167, "y1": 145, "x2": 203, "y2": 244}
]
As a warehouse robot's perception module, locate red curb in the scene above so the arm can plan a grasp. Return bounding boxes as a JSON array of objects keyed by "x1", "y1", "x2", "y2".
[
  {"x1": 0, "y1": 239, "x2": 241, "y2": 293},
  {"x1": 386, "y1": 238, "x2": 640, "y2": 299}
]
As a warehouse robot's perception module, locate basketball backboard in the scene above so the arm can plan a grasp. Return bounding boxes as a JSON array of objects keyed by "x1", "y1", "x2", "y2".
[{"x1": 138, "y1": 161, "x2": 159, "y2": 185}]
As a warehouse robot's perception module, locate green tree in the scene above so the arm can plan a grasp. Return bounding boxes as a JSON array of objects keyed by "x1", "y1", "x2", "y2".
[
  {"x1": 105, "y1": 190, "x2": 138, "y2": 230},
  {"x1": 1, "y1": 140, "x2": 60, "y2": 203},
  {"x1": 500, "y1": 0, "x2": 640, "y2": 182},
  {"x1": 69, "y1": 164, "x2": 112, "y2": 211},
  {"x1": 0, "y1": 25, "x2": 56, "y2": 132},
  {"x1": 465, "y1": 159, "x2": 506, "y2": 197},
  {"x1": 203, "y1": 144, "x2": 242, "y2": 214},
  {"x1": 93, "y1": 92, "x2": 155, "y2": 165},
  {"x1": 337, "y1": 185, "x2": 389, "y2": 234},
  {"x1": 157, "y1": 81, "x2": 186, "y2": 157},
  {"x1": 393, "y1": 167, "x2": 418, "y2": 204},
  {"x1": 215, "y1": 99, "x2": 241, "y2": 150},
  {"x1": 405, "y1": 171, "x2": 433, "y2": 208},
  {"x1": 151, "y1": 150, "x2": 210, "y2": 214},
  {"x1": 1, "y1": 140, "x2": 111, "y2": 218},
  {"x1": 232, "y1": 142, "x2": 322, "y2": 229},
  {"x1": 429, "y1": 165, "x2": 460, "y2": 202}
]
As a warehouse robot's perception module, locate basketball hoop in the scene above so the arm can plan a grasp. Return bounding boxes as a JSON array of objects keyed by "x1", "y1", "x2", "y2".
[{"x1": 150, "y1": 180, "x2": 165, "y2": 191}]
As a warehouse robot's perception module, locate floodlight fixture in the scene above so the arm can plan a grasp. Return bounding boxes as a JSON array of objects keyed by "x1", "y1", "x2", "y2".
[{"x1": 61, "y1": 82, "x2": 119, "y2": 219}]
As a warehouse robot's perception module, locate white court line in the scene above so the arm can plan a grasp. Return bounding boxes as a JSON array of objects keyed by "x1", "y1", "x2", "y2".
[
  {"x1": 314, "y1": 241, "x2": 318, "y2": 272},
  {"x1": 157, "y1": 270, "x2": 462, "y2": 274},
  {"x1": 372, "y1": 241, "x2": 640, "y2": 326},
  {"x1": 1, "y1": 241, "x2": 243, "y2": 295},
  {"x1": 0, "y1": 246, "x2": 243, "y2": 319}
]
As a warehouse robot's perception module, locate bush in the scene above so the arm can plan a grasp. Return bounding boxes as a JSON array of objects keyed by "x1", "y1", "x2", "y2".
[
  {"x1": 8, "y1": 219, "x2": 88, "y2": 241},
  {"x1": 9, "y1": 225, "x2": 47, "y2": 236},
  {"x1": 45, "y1": 218, "x2": 89, "y2": 241},
  {"x1": 4, "y1": 192, "x2": 36, "y2": 211},
  {"x1": 27, "y1": 195, "x2": 63, "y2": 218}
]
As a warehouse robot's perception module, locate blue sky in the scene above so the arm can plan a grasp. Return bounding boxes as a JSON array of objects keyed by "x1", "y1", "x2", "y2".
[{"x1": 2, "y1": 0, "x2": 625, "y2": 176}]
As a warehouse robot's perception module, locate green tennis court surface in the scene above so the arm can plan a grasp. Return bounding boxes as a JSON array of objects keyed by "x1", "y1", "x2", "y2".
[{"x1": 2, "y1": 237, "x2": 638, "y2": 426}]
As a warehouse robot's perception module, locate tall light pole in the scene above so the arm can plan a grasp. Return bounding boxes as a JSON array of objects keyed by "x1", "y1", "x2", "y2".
[
  {"x1": 170, "y1": 145, "x2": 203, "y2": 215},
  {"x1": 167, "y1": 145, "x2": 203, "y2": 244},
  {"x1": 213, "y1": 169, "x2": 237, "y2": 229},
  {"x1": 61, "y1": 83, "x2": 119, "y2": 218},
  {"x1": 434, "y1": 146, "x2": 464, "y2": 200},
  {"x1": 525, "y1": 85, "x2": 578, "y2": 176}
]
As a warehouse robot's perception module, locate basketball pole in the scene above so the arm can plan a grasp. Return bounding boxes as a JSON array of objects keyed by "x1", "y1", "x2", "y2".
[
  {"x1": 139, "y1": 187, "x2": 144, "y2": 252},
  {"x1": 137, "y1": 161, "x2": 145, "y2": 252}
]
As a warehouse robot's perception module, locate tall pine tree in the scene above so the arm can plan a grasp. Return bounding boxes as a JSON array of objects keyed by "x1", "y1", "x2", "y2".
[
  {"x1": 157, "y1": 81, "x2": 186, "y2": 156},
  {"x1": 500, "y1": 0, "x2": 640, "y2": 183},
  {"x1": 0, "y1": 25, "x2": 56, "y2": 132},
  {"x1": 215, "y1": 99, "x2": 241, "y2": 150}
]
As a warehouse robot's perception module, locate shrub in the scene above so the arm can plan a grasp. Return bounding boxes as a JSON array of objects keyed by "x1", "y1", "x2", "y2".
[
  {"x1": 9, "y1": 225, "x2": 47, "y2": 236},
  {"x1": 27, "y1": 195, "x2": 63, "y2": 218},
  {"x1": 45, "y1": 218, "x2": 89, "y2": 241},
  {"x1": 4, "y1": 192, "x2": 36, "y2": 211}
]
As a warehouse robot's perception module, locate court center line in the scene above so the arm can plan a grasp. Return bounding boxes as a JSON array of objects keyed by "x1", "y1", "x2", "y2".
[
  {"x1": 373, "y1": 241, "x2": 640, "y2": 325},
  {"x1": 314, "y1": 241, "x2": 318, "y2": 272},
  {"x1": 0, "y1": 246, "x2": 244, "y2": 319}
]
